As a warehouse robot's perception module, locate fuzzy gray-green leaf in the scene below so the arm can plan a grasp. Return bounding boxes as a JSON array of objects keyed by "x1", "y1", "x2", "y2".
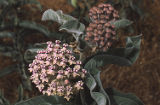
[
  {"x1": 0, "y1": 0, "x2": 8, "y2": 6},
  {"x1": 0, "y1": 64, "x2": 18, "y2": 78},
  {"x1": 105, "y1": 88, "x2": 144, "y2": 105},
  {"x1": 17, "y1": 0, "x2": 42, "y2": 9},
  {"x1": 0, "y1": 32, "x2": 14, "y2": 38},
  {"x1": 111, "y1": 19, "x2": 133, "y2": 29},
  {"x1": 18, "y1": 21, "x2": 50, "y2": 36},
  {"x1": 84, "y1": 35, "x2": 141, "y2": 69},
  {"x1": 59, "y1": 20, "x2": 85, "y2": 36},
  {"x1": 85, "y1": 73, "x2": 107, "y2": 105},
  {"x1": 24, "y1": 48, "x2": 43, "y2": 63},
  {"x1": 42, "y1": 9, "x2": 75, "y2": 25}
]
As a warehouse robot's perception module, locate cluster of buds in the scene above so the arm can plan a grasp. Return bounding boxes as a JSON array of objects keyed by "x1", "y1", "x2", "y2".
[
  {"x1": 28, "y1": 40, "x2": 87, "y2": 101},
  {"x1": 89, "y1": 3, "x2": 119, "y2": 22},
  {"x1": 85, "y1": 3, "x2": 119, "y2": 51}
]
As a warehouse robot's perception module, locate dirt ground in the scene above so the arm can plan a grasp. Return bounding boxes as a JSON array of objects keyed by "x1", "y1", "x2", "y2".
[{"x1": 0, "y1": 0, "x2": 160, "y2": 105}]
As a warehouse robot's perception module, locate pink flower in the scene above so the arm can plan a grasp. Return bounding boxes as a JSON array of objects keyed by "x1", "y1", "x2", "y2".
[
  {"x1": 28, "y1": 40, "x2": 87, "y2": 101},
  {"x1": 56, "y1": 74, "x2": 64, "y2": 79},
  {"x1": 74, "y1": 81, "x2": 84, "y2": 90}
]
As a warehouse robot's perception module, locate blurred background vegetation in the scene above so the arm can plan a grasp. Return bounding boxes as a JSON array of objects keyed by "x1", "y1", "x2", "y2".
[{"x1": 0, "y1": 0, "x2": 159, "y2": 105}]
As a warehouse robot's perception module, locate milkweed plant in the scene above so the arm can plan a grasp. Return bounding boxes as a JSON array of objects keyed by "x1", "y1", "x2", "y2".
[{"x1": 15, "y1": 3, "x2": 144, "y2": 105}]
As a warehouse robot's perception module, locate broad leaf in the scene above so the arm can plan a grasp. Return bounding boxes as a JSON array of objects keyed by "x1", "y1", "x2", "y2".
[
  {"x1": 18, "y1": 21, "x2": 50, "y2": 36},
  {"x1": 59, "y1": 20, "x2": 85, "y2": 37},
  {"x1": 0, "y1": 45, "x2": 14, "y2": 52},
  {"x1": 85, "y1": 73, "x2": 107, "y2": 105},
  {"x1": 24, "y1": 48, "x2": 43, "y2": 63},
  {"x1": 0, "y1": 46, "x2": 17, "y2": 57},
  {"x1": 17, "y1": 0, "x2": 42, "y2": 9},
  {"x1": 105, "y1": 88, "x2": 144, "y2": 105},
  {"x1": 0, "y1": 64, "x2": 18, "y2": 78},
  {"x1": 0, "y1": 90, "x2": 10, "y2": 105},
  {"x1": 15, "y1": 95, "x2": 72, "y2": 105},
  {"x1": 129, "y1": 1, "x2": 144, "y2": 19},
  {"x1": 0, "y1": 32, "x2": 14, "y2": 38},
  {"x1": 17, "y1": 84, "x2": 24, "y2": 102},
  {"x1": 49, "y1": 32, "x2": 71, "y2": 41},
  {"x1": 32, "y1": 43, "x2": 48, "y2": 48},
  {"x1": 0, "y1": 22, "x2": 15, "y2": 30},
  {"x1": 111, "y1": 19, "x2": 133, "y2": 29},
  {"x1": 84, "y1": 35, "x2": 141, "y2": 69},
  {"x1": 90, "y1": 68, "x2": 111, "y2": 105},
  {"x1": 42, "y1": 9, "x2": 75, "y2": 25},
  {"x1": 0, "y1": 0, "x2": 8, "y2": 6}
]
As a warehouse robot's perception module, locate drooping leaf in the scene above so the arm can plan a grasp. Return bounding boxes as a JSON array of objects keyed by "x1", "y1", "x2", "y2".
[
  {"x1": 32, "y1": 43, "x2": 48, "y2": 48},
  {"x1": 0, "y1": 64, "x2": 18, "y2": 78},
  {"x1": 0, "y1": 0, "x2": 8, "y2": 6},
  {"x1": 84, "y1": 35, "x2": 141, "y2": 69},
  {"x1": 17, "y1": 84, "x2": 24, "y2": 102},
  {"x1": 0, "y1": 46, "x2": 17, "y2": 58},
  {"x1": 18, "y1": 20, "x2": 50, "y2": 36},
  {"x1": 59, "y1": 20, "x2": 85, "y2": 38},
  {"x1": 15, "y1": 95, "x2": 72, "y2": 105},
  {"x1": 0, "y1": 32, "x2": 14, "y2": 38},
  {"x1": 24, "y1": 48, "x2": 43, "y2": 63},
  {"x1": 0, "y1": 22, "x2": 15, "y2": 30},
  {"x1": 90, "y1": 68, "x2": 111, "y2": 105},
  {"x1": 0, "y1": 52, "x2": 13, "y2": 57},
  {"x1": 129, "y1": 1, "x2": 144, "y2": 19},
  {"x1": 0, "y1": 90, "x2": 10, "y2": 105},
  {"x1": 42, "y1": 9, "x2": 75, "y2": 25},
  {"x1": 85, "y1": 73, "x2": 107, "y2": 105},
  {"x1": 17, "y1": 0, "x2": 42, "y2": 9},
  {"x1": 49, "y1": 32, "x2": 71, "y2": 41},
  {"x1": 105, "y1": 88, "x2": 144, "y2": 105},
  {"x1": 0, "y1": 45, "x2": 14, "y2": 52},
  {"x1": 111, "y1": 19, "x2": 133, "y2": 29}
]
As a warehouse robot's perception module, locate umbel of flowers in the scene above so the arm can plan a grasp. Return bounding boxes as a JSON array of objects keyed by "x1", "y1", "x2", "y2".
[
  {"x1": 28, "y1": 40, "x2": 87, "y2": 101},
  {"x1": 85, "y1": 3, "x2": 119, "y2": 51}
]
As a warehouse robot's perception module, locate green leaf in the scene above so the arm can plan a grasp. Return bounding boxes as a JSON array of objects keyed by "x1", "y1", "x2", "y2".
[
  {"x1": 17, "y1": 0, "x2": 42, "y2": 9},
  {"x1": 18, "y1": 20, "x2": 50, "y2": 36},
  {"x1": 32, "y1": 43, "x2": 48, "y2": 48},
  {"x1": 84, "y1": 35, "x2": 141, "y2": 69},
  {"x1": 91, "y1": 92, "x2": 106, "y2": 105},
  {"x1": 85, "y1": 73, "x2": 107, "y2": 105},
  {"x1": 49, "y1": 32, "x2": 71, "y2": 41},
  {"x1": 129, "y1": 1, "x2": 144, "y2": 19},
  {"x1": 24, "y1": 48, "x2": 43, "y2": 63},
  {"x1": 59, "y1": 20, "x2": 85, "y2": 37},
  {"x1": 71, "y1": 0, "x2": 77, "y2": 8},
  {"x1": 0, "y1": 45, "x2": 14, "y2": 52},
  {"x1": 0, "y1": 0, "x2": 8, "y2": 6},
  {"x1": 17, "y1": 84, "x2": 24, "y2": 102},
  {"x1": 42, "y1": 9, "x2": 75, "y2": 25},
  {"x1": 0, "y1": 32, "x2": 14, "y2": 38},
  {"x1": 0, "y1": 45, "x2": 17, "y2": 58},
  {"x1": 105, "y1": 88, "x2": 144, "y2": 105},
  {"x1": 111, "y1": 19, "x2": 133, "y2": 29},
  {"x1": 0, "y1": 64, "x2": 18, "y2": 78},
  {"x1": 15, "y1": 95, "x2": 72, "y2": 105},
  {"x1": 0, "y1": 90, "x2": 10, "y2": 105},
  {"x1": 91, "y1": 68, "x2": 111, "y2": 105}
]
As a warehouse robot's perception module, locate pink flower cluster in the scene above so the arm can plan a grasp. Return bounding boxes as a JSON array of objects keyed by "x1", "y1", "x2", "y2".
[
  {"x1": 85, "y1": 3, "x2": 119, "y2": 51},
  {"x1": 28, "y1": 40, "x2": 87, "y2": 101}
]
